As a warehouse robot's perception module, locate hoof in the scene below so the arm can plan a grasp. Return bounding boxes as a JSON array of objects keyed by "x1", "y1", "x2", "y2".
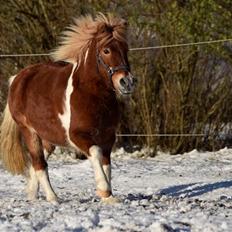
[
  {"x1": 49, "y1": 199, "x2": 60, "y2": 205},
  {"x1": 27, "y1": 194, "x2": 38, "y2": 201},
  {"x1": 47, "y1": 195, "x2": 59, "y2": 205},
  {"x1": 27, "y1": 191, "x2": 38, "y2": 201},
  {"x1": 101, "y1": 196, "x2": 121, "y2": 204},
  {"x1": 96, "y1": 190, "x2": 111, "y2": 198}
]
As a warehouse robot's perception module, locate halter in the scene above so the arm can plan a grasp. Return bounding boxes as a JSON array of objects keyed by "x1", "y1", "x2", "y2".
[{"x1": 96, "y1": 50, "x2": 130, "y2": 82}]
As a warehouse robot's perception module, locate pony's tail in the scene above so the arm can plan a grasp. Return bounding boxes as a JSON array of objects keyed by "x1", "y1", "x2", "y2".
[{"x1": 0, "y1": 104, "x2": 28, "y2": 175}]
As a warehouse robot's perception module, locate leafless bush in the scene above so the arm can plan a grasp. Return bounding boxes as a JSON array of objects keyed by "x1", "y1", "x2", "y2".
[{"x1": 1, "y1": 0, "x2": 232, "y2": 155}]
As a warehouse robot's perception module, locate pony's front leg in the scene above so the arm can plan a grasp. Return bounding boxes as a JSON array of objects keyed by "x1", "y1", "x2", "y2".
[
  {"x1": 102, "y1": 155, "x2": 112, "y2": 192},
  {"x1": 89, "y1": 146, "x2": 112, "y2": 198},
  {"x1": 100, "y1": 155, "x2": 120, "y2": 204}
]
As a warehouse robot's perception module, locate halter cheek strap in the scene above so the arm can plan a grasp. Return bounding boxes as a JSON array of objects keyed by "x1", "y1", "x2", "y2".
[{"x1": 96, "y1": 51, "x2": 130, "y2": 81}]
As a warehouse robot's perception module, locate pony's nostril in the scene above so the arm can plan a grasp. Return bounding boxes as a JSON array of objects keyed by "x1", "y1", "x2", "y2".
[{"x1": 119, "y1": 77, "x2": 128, "y2": 88}]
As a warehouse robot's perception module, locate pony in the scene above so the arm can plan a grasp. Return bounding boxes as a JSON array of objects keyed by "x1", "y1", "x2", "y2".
[{"x1": 0, "y1": 13, "x2": 136, "y2": 204}]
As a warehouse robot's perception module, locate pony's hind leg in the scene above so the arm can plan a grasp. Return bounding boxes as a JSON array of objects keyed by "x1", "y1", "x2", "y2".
[
  {"x1": 26, "y1": 165, "x2": 39, "y2": 201},
  {"x1": 20, "y1": 127, "x2": 58, "y2": 203},
  {"x1": 42, "y1": 140, "x2": 55, "y2": 160}
]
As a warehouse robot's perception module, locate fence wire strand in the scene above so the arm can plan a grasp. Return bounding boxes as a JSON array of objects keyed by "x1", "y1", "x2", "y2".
[
  {"x1": 0, "y1": 38, "x2": 231, "y2": 57},
  {"x1": 130, "y1": 38, "x2": 232, "y2": 51},
  {"x1": 116, "y1": 134, "x2": 206, "y2": 137}
]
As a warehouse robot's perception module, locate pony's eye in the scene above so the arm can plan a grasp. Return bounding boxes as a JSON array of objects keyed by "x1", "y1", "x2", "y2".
[{"x1": 103, "y1": 48, "x2": 110, "y2": 54}]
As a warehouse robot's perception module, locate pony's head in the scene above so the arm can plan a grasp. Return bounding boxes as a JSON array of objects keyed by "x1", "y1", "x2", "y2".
[
  {"x1": 95, "y1": 19, "x2": 136, "y2": 95},
  {"x1": 51, "y1": 13, "x2": 136, "y2": 95}
]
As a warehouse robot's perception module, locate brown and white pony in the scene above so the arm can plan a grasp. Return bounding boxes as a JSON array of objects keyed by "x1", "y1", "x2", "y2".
[{"x1": 0, "y1": 13, "x2": 136, "y2": 204}]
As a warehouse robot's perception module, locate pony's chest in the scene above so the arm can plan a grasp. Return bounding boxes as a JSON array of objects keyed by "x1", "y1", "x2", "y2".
[
  {"x1": 72, "y1": 97, "x2": 119, "y2": 129},
  {"x1": 80, "y1": 106, "x2": 118, "y2": 128},
  {"x1": 94, "y1": 108, "x2": 118, "y2": 129}
]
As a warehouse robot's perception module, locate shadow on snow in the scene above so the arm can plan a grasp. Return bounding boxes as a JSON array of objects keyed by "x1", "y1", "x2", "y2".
[{"x1": 159, "y1": 180, "x2": 232, "y2": 197}]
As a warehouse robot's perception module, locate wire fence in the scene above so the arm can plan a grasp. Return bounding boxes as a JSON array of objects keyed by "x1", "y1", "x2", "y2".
[
  {"x1": 116, "y1": 133, "x2": 231, "y2": 137},
  {"x1": 1, "y1": 38, "x2": 232, "y2": 137},
  {"x1": 0, "y1": 38, "x2": 231, "y2": 58},
  {"x1": 116, "y1": 134, "x2": 206, "y2": 137}
]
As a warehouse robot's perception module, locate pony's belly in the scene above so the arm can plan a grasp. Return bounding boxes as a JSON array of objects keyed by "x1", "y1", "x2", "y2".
[
  {"x1": 34, "y1": 123, "x2": 67, "y2": 147},
  {"x1": 24, "y1": 110, "x2": 67, "y2": 147}
]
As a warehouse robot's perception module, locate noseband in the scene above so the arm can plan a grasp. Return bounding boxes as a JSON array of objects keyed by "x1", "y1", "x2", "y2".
[{"x1": 96, "y1": 51, "x2": 130, "y2": 81}]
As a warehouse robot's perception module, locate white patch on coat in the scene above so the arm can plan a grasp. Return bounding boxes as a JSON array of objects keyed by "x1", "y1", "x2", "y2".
[
  {"x1": 58, "y1": 62, "x2": 79, "y2": 148},
  {"x1": 89, "y1": 145, "x2": 110, "y2": 192},
  {"x1": 36, "y1": 169, "x2": 58, "y2": 203}
]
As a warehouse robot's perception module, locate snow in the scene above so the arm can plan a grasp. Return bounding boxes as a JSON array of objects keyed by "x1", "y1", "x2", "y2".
[{"x1": 0, "y1": 147, "x2": 232, "y2": 231}]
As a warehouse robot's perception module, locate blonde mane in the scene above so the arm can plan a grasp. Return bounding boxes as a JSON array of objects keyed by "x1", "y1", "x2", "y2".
[{"x1": 51, "y1": 13, "x2": 128, "y2": 63}]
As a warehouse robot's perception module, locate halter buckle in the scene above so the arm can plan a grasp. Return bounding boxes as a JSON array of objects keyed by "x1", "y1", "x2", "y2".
[{"x1": 108, "y1": 67, "x2": 114, "y2": 76}]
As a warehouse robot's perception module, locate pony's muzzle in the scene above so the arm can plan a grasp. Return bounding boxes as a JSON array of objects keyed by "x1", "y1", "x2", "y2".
[{"x1": 118, "y1": 74, "x2": 137, "y2": 95}]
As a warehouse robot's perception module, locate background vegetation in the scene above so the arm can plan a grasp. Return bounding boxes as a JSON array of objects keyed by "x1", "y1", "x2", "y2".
[{"x1": 0, "y1": 0, "x2": 232, "y2": 155}]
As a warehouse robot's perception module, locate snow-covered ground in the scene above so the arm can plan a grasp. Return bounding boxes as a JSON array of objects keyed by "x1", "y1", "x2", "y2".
[{"x1": 0, "y1": 147, "x2": 232, "y2": 232}]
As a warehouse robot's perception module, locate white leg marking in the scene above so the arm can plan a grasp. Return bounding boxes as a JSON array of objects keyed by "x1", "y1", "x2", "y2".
[
  {"x1": 59, "y1": 62, "x2": 79, "y2": 148},
  {"x1": 100, "y1": 166, "x2": 120, "y2": 204},
  {"x1": 84, "y1": 48, "x2": 89, "y2": 65},
  {"x1": 103, "y1": 164, "x2": 112, "y2": 191},
  {"x1": 26, "y1": 165, "x2": 39, "y2": 201},
  {"x1": 36, "y1": 169, "x2": 58, "y2": 203},
  {"x1": 89, "y1": 146, "x2": 110, "y2": 192},
  {"x1": 44, "y1": 149, "x2": 50, "y2": 160}
]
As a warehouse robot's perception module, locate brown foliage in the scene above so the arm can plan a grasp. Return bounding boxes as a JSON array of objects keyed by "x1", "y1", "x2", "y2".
[{"x1": 1, "y1": 0, "x2": 232, "y2": 154}]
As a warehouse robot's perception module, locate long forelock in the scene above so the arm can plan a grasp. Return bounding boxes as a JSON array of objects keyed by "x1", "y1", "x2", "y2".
[{"x1": 51, "y1": 13, "x2": 128, "y2": 64}]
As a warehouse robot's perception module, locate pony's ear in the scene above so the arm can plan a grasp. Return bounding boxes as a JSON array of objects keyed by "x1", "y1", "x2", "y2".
[
  {"x1": 97, "y1": 22, "x2": 113, "y2": 34},
  {"x1": 121, "y1": 19, "x2": 128, "y2": 28},
  {"x1": 113, "y1": 19, "x2": 128, "y2": 33}
]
